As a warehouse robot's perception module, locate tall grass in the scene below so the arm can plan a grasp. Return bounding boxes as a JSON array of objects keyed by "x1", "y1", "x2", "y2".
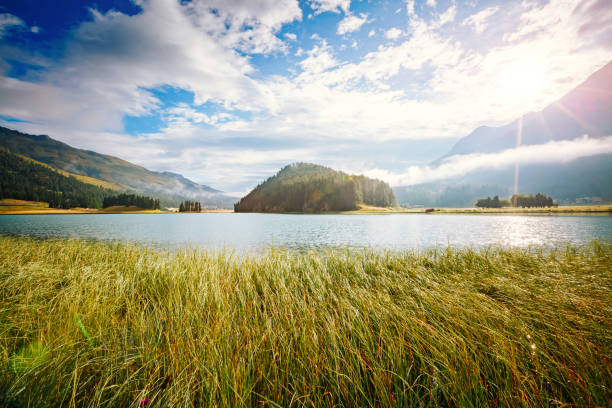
[{"x1": 0, "y1": 236, "x2": 610, "y2": 407}]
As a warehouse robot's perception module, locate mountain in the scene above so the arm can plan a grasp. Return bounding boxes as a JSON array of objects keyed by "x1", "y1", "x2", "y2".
[
  {"x1": 396, "y1": 61, "x2": 612, "y2": 207},
  {"x1": 0, "y1": 126, "x2": 236, "y2": 208},
  {"x1": 235, "y1": 163, "x2": 396, "y2": 213},
  {"x1": 394, "y1": 183, "x2": 511, "y2": 208},
  {"x1": 439, "y1": 61, "x2": 612, "y2": 159}
]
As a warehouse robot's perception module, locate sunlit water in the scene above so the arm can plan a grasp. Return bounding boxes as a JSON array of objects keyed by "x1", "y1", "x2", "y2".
[{"x1": 0, "y1": 213, "x2": 611, "y2": 251}]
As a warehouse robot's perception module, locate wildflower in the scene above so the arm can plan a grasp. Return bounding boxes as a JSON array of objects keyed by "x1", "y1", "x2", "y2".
[
  {"x1": 139, "y1": 397, "x2": 150, "y2": 407},
  {"x1": 530, "y1": 343, "x2": 536, "y2": 350}
]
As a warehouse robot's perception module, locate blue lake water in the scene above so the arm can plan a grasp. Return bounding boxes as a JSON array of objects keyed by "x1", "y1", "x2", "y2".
[{"x1": 1, "y1": 213, "x2": 611, "y2": 251}]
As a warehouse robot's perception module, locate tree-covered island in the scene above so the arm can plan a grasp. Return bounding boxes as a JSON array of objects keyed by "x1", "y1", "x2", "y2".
[{"x1": 234, "y1": 163, "x2": 397, "y2": 213}]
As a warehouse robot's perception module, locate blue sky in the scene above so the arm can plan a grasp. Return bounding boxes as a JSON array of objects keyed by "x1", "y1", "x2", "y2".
[{"x1": 0, "y1": 0, "x2": 610, "y2": 194}]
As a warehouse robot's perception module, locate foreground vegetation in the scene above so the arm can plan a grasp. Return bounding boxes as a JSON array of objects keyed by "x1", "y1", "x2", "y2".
[{"x1": 0, "y1": 237, "x2": 610, "y2": 407}]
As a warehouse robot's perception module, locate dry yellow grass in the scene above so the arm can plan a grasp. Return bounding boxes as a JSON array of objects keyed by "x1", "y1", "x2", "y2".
[
  {"x1": 0, "y1": 198, "x2": 49, "y2": 207},
  {"x1": 14, "y1": 153, "x2": 125, "y2": 191},
  {"x1": 0, "y1": 200, "x2": 166, "y2": 214}
]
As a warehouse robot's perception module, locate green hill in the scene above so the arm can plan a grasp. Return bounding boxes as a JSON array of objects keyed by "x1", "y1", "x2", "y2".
[
  {"x1": 0, "y1": 147, "x2": 115, "y2": 209},
  {"x1": 235, "y1": 163, "x2": 396, "y2": 213},
  {"x1": 0, "y1": 126, "x2": 236, "y2": 208}
]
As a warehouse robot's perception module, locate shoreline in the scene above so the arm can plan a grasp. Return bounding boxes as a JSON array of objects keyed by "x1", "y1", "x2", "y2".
[
  {"x1": 1, "y1": 199, "x2": 610, "y2": 215},
  {"x1": 0, "y1": 209, "x2": 234, "y2": 214},
  {"x1": 2, "y1": 206, "x2": 611, "y2": 215}
]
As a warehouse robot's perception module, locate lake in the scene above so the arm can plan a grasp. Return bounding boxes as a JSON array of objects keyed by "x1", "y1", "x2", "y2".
[{"x1": 1, "y1": 213, "x2": 611, "y2": 251}]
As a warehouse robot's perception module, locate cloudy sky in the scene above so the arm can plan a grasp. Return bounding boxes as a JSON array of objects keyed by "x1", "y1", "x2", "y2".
[{"x1": 0, "y1": 0, "x2": 610, "y2": 194}]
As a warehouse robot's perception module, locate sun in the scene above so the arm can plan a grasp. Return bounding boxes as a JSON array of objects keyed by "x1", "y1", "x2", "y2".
[{"x1": 498, "y1": 59, "x2": 548, "y2": 105}]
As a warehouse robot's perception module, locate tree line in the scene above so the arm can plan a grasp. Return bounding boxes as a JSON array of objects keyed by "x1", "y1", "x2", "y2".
[
  {"x1": 179, "y1": 200, "x2": 201, "y2": 212},
  {"x1": 475, "y1": 196, "x2": 511, "y2": 208},
  {"x1": 511, "y1": 193, "x2": 554, "y2": 208},
  {"x1": 475, "y1": 193, "x2": 555, "y2": 208},
  {"x1": 0, "y1": 148, "x2": 114, "y2": 209},
  {"x1": 102, "y1": 193, "x2": 160, "y2": 209}
]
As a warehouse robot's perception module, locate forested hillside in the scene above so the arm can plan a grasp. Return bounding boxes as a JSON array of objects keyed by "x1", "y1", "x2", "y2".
[
  {"x1": 235, "y1": 163, "x2": 396, "y2": 213},
  {"x1": 103, "y1": 194, "x2": 160, "y2": 210},
  {"x1": 0, "y1": 148, "x2": 114, "y2": 209},
  {"x1": 0, "y1": 126, "x2": 236, "y2": 208}
]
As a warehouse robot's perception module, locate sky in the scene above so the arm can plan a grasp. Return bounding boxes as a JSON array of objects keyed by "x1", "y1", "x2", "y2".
[{"x1": 0, "y1": 0, "x2": 610, "y2": 195}]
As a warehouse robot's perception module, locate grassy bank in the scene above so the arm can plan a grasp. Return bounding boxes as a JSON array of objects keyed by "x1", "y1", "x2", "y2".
[
  {"x1": 0, "y1": 237, "x2": 610, "y2": 407},
  {"x1": 0, "y1": 199, "x2": 164, "y2": 214},
  {"x1": 340, "y1": 204, "x2": 612, "y2": 215},
  {"x1": 428, "y1": 205, "x2": 612, "y2": 215}
]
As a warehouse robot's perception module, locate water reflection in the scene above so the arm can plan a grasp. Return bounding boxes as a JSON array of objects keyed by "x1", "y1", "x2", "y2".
[
  {"x1": 500, "y1": 216, "x2": 547, "y2": 247},
  {"x1": 0, "y1": 213, "x2": 610, "y2": 251}
]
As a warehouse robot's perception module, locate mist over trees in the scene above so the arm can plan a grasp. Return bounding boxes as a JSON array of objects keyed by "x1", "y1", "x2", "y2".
[
  {"x1": 394, "y1": 183, "x2": 510, "y2": 208},
  {"x1": 235, "y1": 163, "x2": 396, "y2": 213},
  {"x1": 0, "y1": 148, "x2": 114, "y2": 208},
  {"x1": 103, "y1": 194, "x2": 160, "y2": 209}
]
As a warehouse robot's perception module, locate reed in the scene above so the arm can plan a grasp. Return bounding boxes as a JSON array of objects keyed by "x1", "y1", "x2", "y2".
[{"x1": 0, "y1": 236, "x2": 610, "y2": 407}]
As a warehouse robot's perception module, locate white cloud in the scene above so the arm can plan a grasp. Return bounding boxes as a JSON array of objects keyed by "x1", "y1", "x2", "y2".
[
  {"x1": 309, "y1": 0, "x2": 350, "y2": 15},
  {"x1": 437, "y1": 5, "x2": 456, "y2": 27},
  {"x1": 234, "y1": 0, "x2": 612, "y2": 149},
  {"x1": 365, "y1": 136, "x2": 612, "y2": 186},
  {"x1": 337, "y1": 13, "x2": 368, "y2": 35},
  {"x1": 4, "y1": 0, "x2": 610, "y2": 146},
  {"x1": 385, "y1": 27, "x2": 403, "y2": 39},
  {"x1": 462, "y1": 7, "x2": 499, "y2": 33},
  {"x1": 426, "y1": 0, "x2": 437, "y2": 7},
  {"x1": 406, "y1": 0, "x2": 416, "y2": 16},
  {"x1": 0, "y1": 0, "x2": 272, "y2": 132},
  {"x1": 0, "y1": 13, "x2": 25, "y2": 38},
  {"x1": 368, "y1": 29, "x2": 375, "y2": 37},
  {"x1": 186, "y1": 0, "x2": 301, "y2": 54},
  {"x1": 284, "y1": 32, "x2": 297, "y2": 41},
  {"x1": 298, "y1": 41, "x2": 339, "y2": 74},
  {"x1": 1, "y1": 0, "x2": 611, "y2": 193}
]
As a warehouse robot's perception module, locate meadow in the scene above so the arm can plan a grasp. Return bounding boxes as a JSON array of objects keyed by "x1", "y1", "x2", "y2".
[{"x1": 0, "y1": 236, "x2": 610, "y2": 407}]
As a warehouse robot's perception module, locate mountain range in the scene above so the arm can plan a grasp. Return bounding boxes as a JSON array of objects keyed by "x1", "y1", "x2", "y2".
[
  {"x1": 395, "y1": 61, "x2": 612, "y2": 207},
  {"x1": 0, "y1": 126, "x2": 236, "y2": 208}
]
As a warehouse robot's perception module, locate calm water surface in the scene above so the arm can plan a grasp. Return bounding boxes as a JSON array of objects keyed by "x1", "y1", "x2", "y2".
[{"x1": 0, "y1": 213, "x2": 611, "y2": 250}]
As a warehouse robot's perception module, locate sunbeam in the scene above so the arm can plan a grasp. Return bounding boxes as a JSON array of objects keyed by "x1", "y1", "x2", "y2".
[
  {"x1": 553, "y1": 101, "x2": 596, "y2": 134},
  {"x1": 512, "y1": 115, "x2": 523, "y2": 206}
]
